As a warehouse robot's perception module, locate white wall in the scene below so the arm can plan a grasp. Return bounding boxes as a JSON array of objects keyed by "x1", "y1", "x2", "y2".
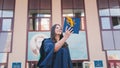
[
  {"x1": 8, "y1": 0, "x2": 28, "y2": 68},
  {"x1": 84, "y1": 0, "x2": 107, "y2": 67},
  {"x1": 52, "y1": 0, "x2": 62, "y2": 25}
]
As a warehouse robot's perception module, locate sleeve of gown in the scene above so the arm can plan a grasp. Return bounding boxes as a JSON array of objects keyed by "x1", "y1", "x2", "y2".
[{"x1": 40, "y1": 39, "x2": 54, "y2": 67}]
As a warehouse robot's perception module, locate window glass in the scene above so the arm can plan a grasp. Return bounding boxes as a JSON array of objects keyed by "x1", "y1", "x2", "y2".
[
  {"x1": 102, "y1": 31, "x2": 115, "y2": 50},
  {"x1": 113, "y1": 31, "x2": 120, "y2": 49},
  {"x1": 29, "y1": 18, "x2": 33, "y2": 30},
  {"x1": 0, "y1": 0, "x2": 3, "y2": 9},
  {"x1": 29, "y1": 10, "x2": 51, "y2": 17},
  {"x1": 73, "y1": 9, "x2": 84, "y2": 17},
  {"x1": 98, "y1": 0, "x2": 120, "y2": 50},
  {"x1": 0, "y1": 33, "x2": 12, "y2": 52},
  {"x1": 107, "y1": 50, "x2": 120, "y2": 60},
  {"x1": 99, "y1": 9, "x2": 110, "y2": 16},
  {"x1": 109, "y1": 0, "x2": 119, "y2": 8},
  {"x1": 40, "y1": 0, "x2": 51, "y2": 9},
  {"x1": 29, "y1": 18, "x2": 50, "y2": 31},
  {"x1": 28, "y1": 0, "x2": 51, "y2": 31},
  {"x1": 2, "y1": 10, "x2": 13, "y2": 17},
  {"x1": 29, "y1": 18, "x2": 39, "y2": 31},
  {"x1": 39, "y1": 10, "x2": 51, "y2": 17},
  {"x1": 101, "y1": 17, "x2": 111, "y2": 29},
  {"x1": 3, "y1": 0, "x2": 14, "y2": 9},
  {"x1": 29, "y1": 10, "x2": 39, "y2": 17},
  {"x1": 29, "y1": 0, "x2": 39, "y2": 10},
  {"x1": 0, "y1": 10, "x2": 1, "y2": 17},
  {"x1": 63, "y1": 9, "x2": 73, "y2": 17},
  {"x1": 2, "y1": 19, "x2": 12, "y2": 31},
  {"x1": 62, "y1": 0, "x2": 73, "y2": 9},
  {"x1": 110, "y1": 9, "x2": 120, "y2": 16},
  {"x1": 112, "y1": 17, "x2": 120, "y2": 29},
  {"x1": 40, "y1": 18, "x2": 50, "y2": 30},
  {"x1": 0, "y1": 53, "x2": 7, "y2": 63},
  {"x1": 73, "y1": 0, "x2": 84, "y2": 9},
  {"x1": 0, "y1": 0, "x2": 14, "y2": 53},
  {"x1": 98, "y1": 0, "x2": 109, "y2": 8},
  {"x1": 62, "y1": 0, "x2": 88, "y2": 60}
]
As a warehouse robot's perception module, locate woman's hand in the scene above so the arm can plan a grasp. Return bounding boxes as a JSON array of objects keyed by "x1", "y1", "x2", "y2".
[
  {"x1": 64, "y1": 26, "x2": 73, "y2": 39},
  {"x1": 54, "y1": 26, "x2": 73, "y2": 52}
]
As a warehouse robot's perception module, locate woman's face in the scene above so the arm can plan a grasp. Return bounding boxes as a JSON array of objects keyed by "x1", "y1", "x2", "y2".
[{"x1": 55, "y1": 25, "x2": 62, "y2": 35}]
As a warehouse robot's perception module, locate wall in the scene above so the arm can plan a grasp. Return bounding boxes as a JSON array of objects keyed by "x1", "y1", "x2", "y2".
[
  {"x1": 8, "y1": 0, "x2": 28, "y2": 68},
  {"x1": 7, "y1": 0, "x2": 107, "y2": 68},
  {"x1": 84, "y1": 0, "x2": 107, "y2": 67}
]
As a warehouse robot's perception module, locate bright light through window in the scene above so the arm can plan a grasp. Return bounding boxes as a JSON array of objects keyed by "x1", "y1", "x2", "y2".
[{"x1": 41, "y1": 18, "x2": 50, "y2": 30}]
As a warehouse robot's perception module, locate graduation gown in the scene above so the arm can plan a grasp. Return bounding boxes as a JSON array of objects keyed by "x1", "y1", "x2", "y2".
[{"x1": 37, "y1": 38, "x2": 73, "y2": 68}]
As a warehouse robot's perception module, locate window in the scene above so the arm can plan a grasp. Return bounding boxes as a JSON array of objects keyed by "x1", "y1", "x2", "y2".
[
  {"x1": 0, "y1": 0, "x2": 15, "y2": 67},
  {"x1": 28, "y1": 0, "x2": 51, "y2": 31},
  {"x1": 0, "y1": 0, "x2": 15, "y2": 52},
  {"x1": 62, "y1": 0, "x2": 85, "y2": 31},
  {"x1": 98, "y1": 0, "x2": 120, "y2": 30},
  {"x1": 0, "y1": 53, "x2": 8, "y2": 68},
  {"x1": 27, "y1": 0, "x2": 52, "y2": 68},
  {"x1": 61, "y1": 0, "x2": 88, "y2": 62},
  {"x1": 98, "y1": 0, "x2": 120, "y2": 50},
  {"x1": 112, "y1": 17, "x2": 120, "y2": 29}
]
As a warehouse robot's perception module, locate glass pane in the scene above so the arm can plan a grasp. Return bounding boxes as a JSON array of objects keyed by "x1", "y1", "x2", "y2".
[
  {"x1": 3, "y1": 0, "x2": 14, "y2": 9},
  {"x1": 0, "y1": 33, "x2": 12, "y2": 52},
  {"x1": 110, "y1": 9, "x2": 120, "y2": 16},
  {"x1": 0, "y1": 10, "x2": 1, "y2": 17},
  {"x1": 99, "y1": 9, "x2": 110, "y2": 16},
  {"x1": 0, "y1": 53, "x2": 7, "y2": 63},
  {"x1": 0, "y1": 0, "x2": 3, "y2": 9},
  {"x1": 112, "y1": 17, "x2": 120, "y2": 29},
  {"x1": 73, "y1": 0, "x2": 84, "y2": 9},
  {"x1": 40, "y1": 0, "x2": 51, "y2": 9},
  {"x1": 109, "y1": 0, "x2": 119, "y2": 8},
  {"x1": 2, "y1": 10, "x2": 13, "y2": 17},
  {"x1": 29, "y1": 19, "x2": 33, "y2": 30},
  {"x1": 73, "y1": 9, "x2": 84, "y2": 17},
  {"x1": 2, "y1": 19, "x2": 12, "y2": 31},
  {"x1": 98, "y1": 0, "x2": 109, "y2": 8},
  {"x1": 107, "y1": 50, "x2": 120, "y2": 60},
  {"x1": 62, "y1": 0, "x2": 72, "y2": 9},
  {"x1": 29, "y1": 10, "x2": 51, "y2": 17},
  {"x1": 113, "y1": 31, "x2": 120, "y2": 49},
  {"x1": 29, "y1": 10, "x2": 39, "y2": 17},
  {"x1": 116, "y1": 62, "x2": 120, "y2": 68},
  {"x1": 101, "y1": 17, "x2": 111, "y2": 29},
  {"x1": 40, "y1": 18, "x2": 50, "y2": 30},
  {"x1": 39, "y1": 10, "x2": 51, "y2": 17},
  {"x1": 63, "y1": 9, "x2": 73, "y2": 17},
  {"x1": 102, "y1": 31, "x2": 115, "y2": 50},
  {"x1": 29, "y1": 0, "x2": 39, "y2": 10},
  {"x1": 29, "y1": 18, "x2": 39, "y2": 31}
]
